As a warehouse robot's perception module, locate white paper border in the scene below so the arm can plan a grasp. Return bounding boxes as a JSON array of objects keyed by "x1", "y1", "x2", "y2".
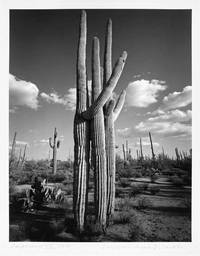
[{"x1": 0, "y1": 0, "x2": 199, "y2": 255}]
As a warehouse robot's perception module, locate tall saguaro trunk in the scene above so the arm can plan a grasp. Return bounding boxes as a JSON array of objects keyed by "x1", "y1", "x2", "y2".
[
  {"x1": 49, "y1": 127, "x2": 60, "y2": 175},
  {"x1": 73, "y1": 10, "x2": 89, "y2": 233},
  {"x1": 91, "y1": 38, "x2": 107, "y2": 229}
]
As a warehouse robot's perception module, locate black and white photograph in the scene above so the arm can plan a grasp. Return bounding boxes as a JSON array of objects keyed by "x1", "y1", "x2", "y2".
[{"x1": 1, "y1": 0, "x2": 200, "y2": 253}]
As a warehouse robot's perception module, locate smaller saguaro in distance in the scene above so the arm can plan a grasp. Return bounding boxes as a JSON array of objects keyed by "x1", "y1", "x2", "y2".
[{"x1": 49, "y1": 128, "x2": 60, "y2": 174}]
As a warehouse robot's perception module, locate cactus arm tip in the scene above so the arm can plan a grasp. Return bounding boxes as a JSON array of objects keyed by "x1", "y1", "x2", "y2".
[{"x1": 105, "y1": 99, "x2": 115, "y2": 117}]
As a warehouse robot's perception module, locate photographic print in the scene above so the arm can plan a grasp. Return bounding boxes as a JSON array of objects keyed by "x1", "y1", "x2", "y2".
[{"x1": 9, "y1": 8, "x2": 191, "y2": 242}]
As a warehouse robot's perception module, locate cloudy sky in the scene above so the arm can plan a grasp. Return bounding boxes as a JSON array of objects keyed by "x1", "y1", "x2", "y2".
[{"x1": 9, "y1": 9, "x2": 191, "y2": 160}]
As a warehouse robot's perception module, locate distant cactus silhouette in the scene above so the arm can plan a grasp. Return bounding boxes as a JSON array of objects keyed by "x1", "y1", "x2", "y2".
[
  {"x1": 49, "y1": 128, "x2": 60, "y2": 174},
  {"x1": 149, "y1": 132, "x2": 155, "y2": 161},
  {"x1": 9, "y1": 131, "x2": 17, "y2": 167}
]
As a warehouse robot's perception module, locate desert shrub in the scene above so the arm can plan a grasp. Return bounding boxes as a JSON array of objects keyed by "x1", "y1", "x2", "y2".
[
  {"x1": 117, "y1": 167, "x2": 133, "y2": 179},
  {"x1": 10, "y1": 170, "x2": 34, "y2": 185},
  {"x1": 169, "y1": 175, "x2": 185, "y2": 187},
  {"x1": 114, "y1": 211, "x2": 132, "y2": 224},
  {"x1": 47, "y1": 172, "x2": 66, "y2": 183},
  {"x1": 135, "y1": 196, "x2": 152, "y2": 210},
  {"x1": 23, "y1": 160, "x2": 38, "y2": 172},
  {"x1": 148, "y1": 185, "x2": 160, "y2": 195},
  {"x1": 115, "y1": 197, "x2": 132, "y2": 212},
  {"x1": 57, "y1": 160, "x2": 73, "y2": 170},
  {"x1": 36, "y1": 159, "x2": 49, "y2": 170},
  {"x1": 17, "y1": 174, "x2": 32, "y2": 185}
]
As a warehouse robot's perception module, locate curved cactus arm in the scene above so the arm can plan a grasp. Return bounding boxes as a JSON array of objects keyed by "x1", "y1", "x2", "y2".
[
  {"x1": 103, "y1": 18, "x2": 113, "y2": 114},
  {"x1": 57, "y1": 140, "x2": 60, "y2": 149},
  {"x1": 81, "y1": 51, "x2": 127, "y2": 120},
  {"x1": 49, "y1": 137, "x2": 54, "y2": 148},
  {"x1": 113, "y1": 90, "x2": 126, "y2": 122},
  {"x1": 105, "y1": 99, "x2": 115, "y2": 117}
]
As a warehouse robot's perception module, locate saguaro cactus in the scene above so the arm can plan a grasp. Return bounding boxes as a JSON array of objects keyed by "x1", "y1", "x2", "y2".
[
  {"x1": 175, "y1": 147, "x2": 180, "y2": 162},
  {"x1": 49, "y1": 128, "x2": 60, "y2": 174},
  {"x1": 149, "y1": 132, "x2": 155, "y2": 161},
  {"x1": 105, "y1": 90, "x2": 126, "y2": 224},
  {"x1": 73, "y1": 10, "x2": 127, "y2": 233},
  {"x1": 122, "y1": 144, "x2": 126, "y2": 162},
  {"x1": 9, "y1": 131, "x2": 17, "y2": 166},
  {"x1": 17, "y1": 148, "x2": 22, "y2": 167},
  {"x1": 140, "y1": 137, "x2": 144, "y2": 161},
  {"x1": 162, "y1": 146, "x2": 165, "y2": 160},
  {"x1": 21, "y1": 144, "x2": 27, "y2": 168},
  {"x1": 126, "y1": 140, "x2": 129, "y2": 160},
  {"x1": 136, "y1": 149, "x2": 139, "y2": 161}
]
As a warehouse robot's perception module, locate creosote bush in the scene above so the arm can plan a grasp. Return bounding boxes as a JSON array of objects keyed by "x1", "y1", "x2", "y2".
[{"x1": 114, "y1": 211, "x2": 132, "y2": 224}]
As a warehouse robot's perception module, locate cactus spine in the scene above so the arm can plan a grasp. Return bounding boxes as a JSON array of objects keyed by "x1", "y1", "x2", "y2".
[
  {"x1": 49, "y1": 127, "x2": 60, "y2": 174},
  {"x1": 73, "y1": 11, "x2": 127, "y2": 233}
]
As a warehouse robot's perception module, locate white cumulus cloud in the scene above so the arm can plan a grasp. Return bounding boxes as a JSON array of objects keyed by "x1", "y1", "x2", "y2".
[
  {"x1": 9, "y1": 74, "x2": 39, "y2": 112},
  {"x1": 41, "y1": 88, "x2": 76, "y2": 111},
  {"x1": 126, "y1": 79, "x2": 167, "y2": 108},
  {"x1": 148, "y1": 109, "x2": 192, "y2": 123},
  {"x1": 156, "y1": 85, "x2": 192, "y2": 112}
]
